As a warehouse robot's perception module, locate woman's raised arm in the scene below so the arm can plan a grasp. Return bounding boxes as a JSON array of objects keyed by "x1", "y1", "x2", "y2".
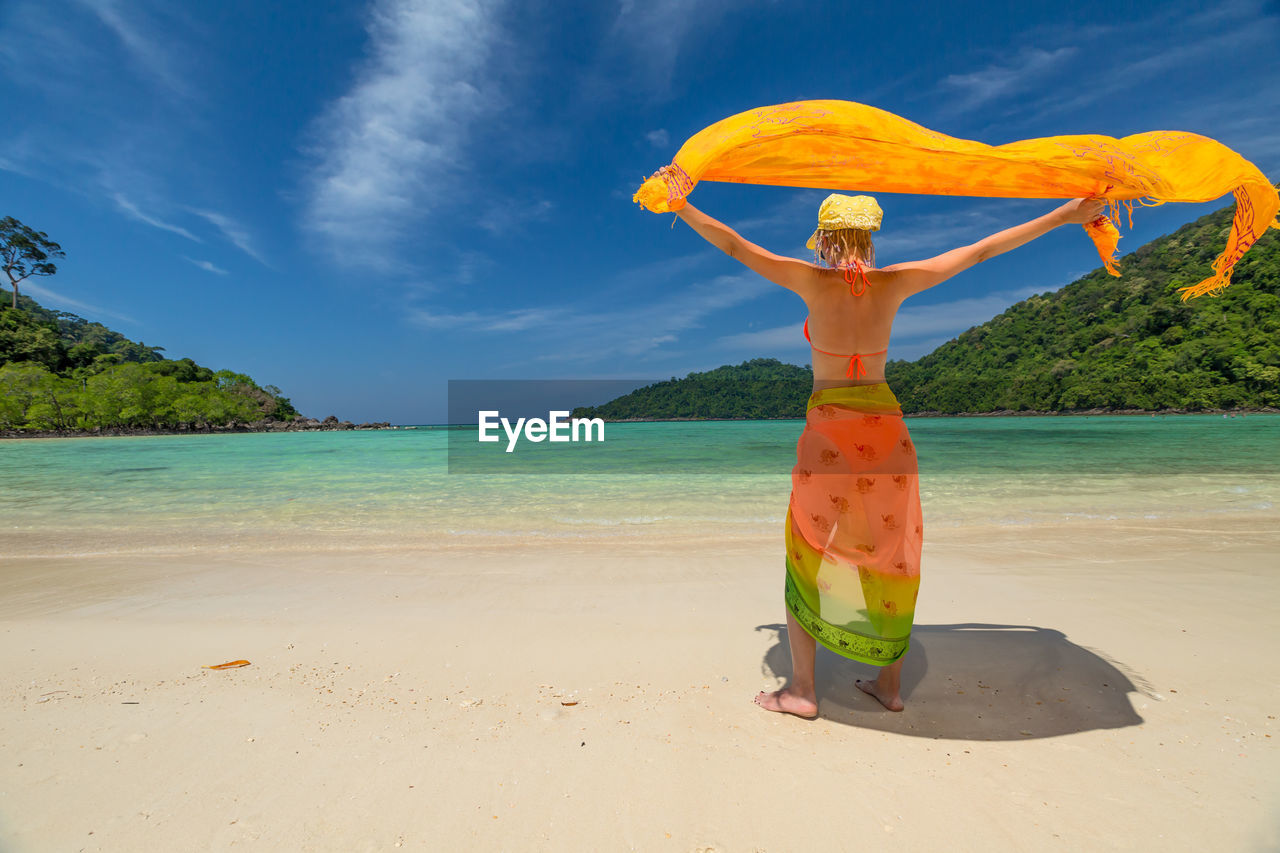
[
  {"x1": 675, "y1": 202, "x2": 819, "y2": 297},
  {"x1": 883, "y1": 198, "x2": 1107, "y2": 302}
]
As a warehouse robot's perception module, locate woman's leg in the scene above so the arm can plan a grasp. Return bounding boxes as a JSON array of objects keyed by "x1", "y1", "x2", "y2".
[
  {"x1": 856, "y1": 656, "x2": 905, "y2": 711},
  {"x1": 754, "y1": 608, "x2": 818, "y2": 718}
]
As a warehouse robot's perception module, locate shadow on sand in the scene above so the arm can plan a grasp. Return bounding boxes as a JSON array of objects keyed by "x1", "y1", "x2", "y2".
[{"x1": 757, "y1": 622, "x2": 1145, "y2": 740}]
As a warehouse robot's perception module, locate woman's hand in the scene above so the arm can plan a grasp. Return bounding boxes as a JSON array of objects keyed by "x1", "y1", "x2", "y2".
[{"x1": 1054, "y1": 197, "x2": 1108, "y2": 225}]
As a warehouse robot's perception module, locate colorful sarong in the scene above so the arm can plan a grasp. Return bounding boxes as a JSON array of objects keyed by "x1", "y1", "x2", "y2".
[
  {"x1": 785, "y1": 384, "x2": 922, "y2": 666},
  {"x1": 634, "y1": 100, "x2": 1280, "y2": 300}
]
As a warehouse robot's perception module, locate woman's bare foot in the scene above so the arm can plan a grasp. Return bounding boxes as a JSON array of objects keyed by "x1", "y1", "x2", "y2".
[
  {"x1": 754, "y1": 687, "x2": 818, "y2": 719},
  {"x1": 856, "y1": 678, "x2": 904, "y2": 711}
]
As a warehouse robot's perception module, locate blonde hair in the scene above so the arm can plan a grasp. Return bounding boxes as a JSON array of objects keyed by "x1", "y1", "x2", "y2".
[{"x1": 813, "y1": 228, "x2": 875, "y2": 269}]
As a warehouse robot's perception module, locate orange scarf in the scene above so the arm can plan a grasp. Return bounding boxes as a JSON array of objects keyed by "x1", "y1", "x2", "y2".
[{"x1": 634, "y1": 101, "x2": 1279, "y2": 300}]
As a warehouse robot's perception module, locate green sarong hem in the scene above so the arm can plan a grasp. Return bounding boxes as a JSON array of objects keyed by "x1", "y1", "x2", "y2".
[{"x1": 784, "y1": 561, "x2": 910, "y2": 666}]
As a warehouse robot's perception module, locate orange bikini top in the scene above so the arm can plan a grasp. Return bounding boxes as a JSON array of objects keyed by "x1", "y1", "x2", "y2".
[{"x1": 804, "y1": 259, "x2": 888, "y2": 379}]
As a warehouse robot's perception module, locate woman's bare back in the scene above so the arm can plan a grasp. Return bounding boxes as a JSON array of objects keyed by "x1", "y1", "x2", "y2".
[{"x1": 803, "y1": 266, "x2": 902, "y2": 391}]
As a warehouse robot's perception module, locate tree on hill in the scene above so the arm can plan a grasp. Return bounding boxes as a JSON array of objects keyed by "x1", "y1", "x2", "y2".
[
  {"x1": 0, "y1": 279, "x2": 301, "y2": 432},
  {"x1": 1, "y1": 217, "x2": 64, "y2": 311},
  {"x1": 571, "y1": 358, "x2": 812, "y2": 420},
  {"x1": 884, "y1": 200, "x2": 1280, "y2": 413}
]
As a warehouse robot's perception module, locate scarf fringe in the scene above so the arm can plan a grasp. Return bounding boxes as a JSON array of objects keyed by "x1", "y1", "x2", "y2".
[
  {"x1": 633, "y1": 165, "x2": 692, "y2": 213},
  {"x1": 1083, "y1": 216, "x2": 1122, "y2": 276}
]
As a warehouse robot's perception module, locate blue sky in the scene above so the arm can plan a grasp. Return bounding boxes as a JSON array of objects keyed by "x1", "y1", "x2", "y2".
[{"x1": 2, "y1": 0, "x2": 1276, "y2": 423}]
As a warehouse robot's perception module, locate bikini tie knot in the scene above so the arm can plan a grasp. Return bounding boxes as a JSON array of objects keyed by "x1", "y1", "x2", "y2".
[{"x1": 842, "y1": 258, "x2": 870, "y2": 295}]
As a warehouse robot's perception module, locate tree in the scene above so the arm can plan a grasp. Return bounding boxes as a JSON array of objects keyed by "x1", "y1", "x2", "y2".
[{"x1": 1, "y1": 216, "x2": 65, "y2": 311}]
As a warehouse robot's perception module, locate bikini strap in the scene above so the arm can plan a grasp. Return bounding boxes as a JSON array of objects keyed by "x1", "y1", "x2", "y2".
[
  {"x1": 803, "y1": 316, "x2": 888, "y2": 378},
  {"x1": 842, "y1": 257, "x2": 870, "y2": 296}
]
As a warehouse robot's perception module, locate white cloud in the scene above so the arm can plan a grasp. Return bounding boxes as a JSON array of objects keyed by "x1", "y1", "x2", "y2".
[
  {"x1": 183, "y1": 256, "x2": 228, "y2": 275},
  {"x1": 578, "y1": 0, "x2": 765, "y2": 103},
  {"x1": 645, "y1": 128, "x2": 670, "y2": 148},
  {"x1": 1021, "y1": 27, "x2": 1274, "y2": 126},
  {"x1": 729, "y1": 190, "x2": 827, "y2": 242},
  {"x1": 0, "y1": 154, "x2": 33, "y2": 178},
  {"x1": 892, "y1": 285, "x2": 1045, "y2": 339},
  {"x1": 874, "y1": 199, "x2": 1060, "y2": 259},
  {"x1": 112, "y1": 193, "x2": 201, "y2": 242},
  {"x1": 943, "y1": 1, "x2": 1279, "y2": 141},
  {"x1": 0, "y1": 2, "x2": 230, "y2": 254},
  {"x1": 410, "y1": 272, "x2": 774, "y2": 362},
  {"x1": 715, "y1": 322, "x2": 801, "y2": 352},
  {"x1": 477, "y1": 199, "x2": 553, "y2": 234},
  {"x1": 72, "y1": 0, "x2": 191, "y2": 98},
  {"x1": 939, "y1": 47, "x2": 1078, "y2": 113},
  {"x1": 607, "y1": 0, "x2": 700, "y2": 95},
  {"x1": 300, "y1": 0, "x2": 505, "y2": 267},
  {"x1": 22, "y1": 281, "x2": 138, "y2": 324},
  {"x1": 188, "y1": 209, "x2": 268, "y2": 265},
  {"x1": 891, "y1": 335, "x2": 958, "y2": 362},
  {"x1": 409, "y1": 306, "x2": 567, "y2": 333}
]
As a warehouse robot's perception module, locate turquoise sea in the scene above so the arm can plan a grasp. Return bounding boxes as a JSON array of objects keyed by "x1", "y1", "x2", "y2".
[{"x1": 2, "y1": 415, "x2": 1278, "y2": 557}]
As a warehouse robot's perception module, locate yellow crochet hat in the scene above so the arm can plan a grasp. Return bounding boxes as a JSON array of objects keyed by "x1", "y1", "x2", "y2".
[{"x1": 805, "y1": 193, "x2": 883, "y2": 249}]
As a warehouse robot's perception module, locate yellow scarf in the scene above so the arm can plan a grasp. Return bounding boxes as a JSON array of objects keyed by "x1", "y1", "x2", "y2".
[{"x1": 634, "y1": 100, "x2": 1279, "y2": 300}]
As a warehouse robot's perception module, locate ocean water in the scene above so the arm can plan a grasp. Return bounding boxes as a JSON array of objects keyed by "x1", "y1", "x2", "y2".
[{"x1": 1, "y1": 415, "x2": 1277, "y2": 557}]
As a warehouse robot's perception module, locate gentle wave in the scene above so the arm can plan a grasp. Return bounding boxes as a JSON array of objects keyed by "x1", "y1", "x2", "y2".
[{"x1": 2, "y1": 416, "x2": 1278, "y2": 556}]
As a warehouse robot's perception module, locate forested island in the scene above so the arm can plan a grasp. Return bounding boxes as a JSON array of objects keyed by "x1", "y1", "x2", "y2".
[
  {"x1": 573, "y1": 200, "x2": 1279, "y2": 420},
  {"x1": 0, "y1": 290, "x2": 391, "y2": 436},
  {"x1": 0, "y1": 216, "x2": 392, "y2": 437}
]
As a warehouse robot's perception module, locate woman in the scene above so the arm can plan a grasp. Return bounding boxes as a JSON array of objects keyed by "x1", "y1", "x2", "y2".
[{"x1": 674, "y1": 192, "x2": 1106, "y2": 719}]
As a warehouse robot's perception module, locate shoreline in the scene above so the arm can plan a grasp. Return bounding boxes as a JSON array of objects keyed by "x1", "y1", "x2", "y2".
[
  {"x1": 570, "y1": 405, "x2": 1280, "y2": 423},
  {"x1": 0, "y1": 418, "x2": 396, "y2": 440},
  {"x1": 5, "y1": 407, "x2": 1278, "y2": 438}
]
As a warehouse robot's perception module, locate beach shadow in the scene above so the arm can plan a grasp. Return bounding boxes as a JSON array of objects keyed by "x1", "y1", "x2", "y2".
[{"x1": 756, "y1": 622, "x2": 1145, "y2": 739}]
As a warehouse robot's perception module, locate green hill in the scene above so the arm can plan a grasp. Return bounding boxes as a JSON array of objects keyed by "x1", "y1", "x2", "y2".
[
  {"x1": 571, "y1": 358, "x2": 811, "y2": 420},
  {"x1": 0, "y1": 288, "x2": 300, "y2": 431},
  {"x1": 885, "y1": 201, "x2": 1279, "y2": 412},
  {"x1": 576, "y1": 198, "x2": 1279, "y2": 419}
]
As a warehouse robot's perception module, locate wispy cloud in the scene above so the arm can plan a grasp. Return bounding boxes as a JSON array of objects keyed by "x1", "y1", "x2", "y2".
[
  {"x1": 729, "y1": 190, "x2": 828, "y2": 243},
  {"x1": 715, "y1": 322, "x2": 802, "y2": 353},
  {"x1": 938, "y1": 47, "x2": 1078, "y2": 115},
  {"x1": 300, "y1": 0, "x2": 505, "y2": 268},
  {"x1": 188, "y1": 209, "x2": 268, "y2": 265},
  {"x1": 605, "y1": 0, "x2": 703, "y2": 96},
  {"x1": 477, "y1": 199, "x2": 553, "y2": 234},
  {"x1": 1020, "y1": 27, "x2": 1275, "y2": 128},
  {"x1": 112, "y1": 193, "x2": 201, "y2": 242},
  {"x1": 410, "y1": 306, "x2": 566, "y2": 333},
  {"x1": 645, "y1": 128, "x2": 670, "y2": 148},
  {"x1": 0, "y1": 0, "x2": 243, "y2": 259},
  {"x1": 940, "y1": 0, "x2": 1280, "y2": 141},
  {"x1": 183, "y1": 257, "x2": 228, "y2": 275},
  {"x1": 72, "y1": 0, "x2": 192, "y2": 98},
  {"x1": 872, "y1": 199, "x2": 1050, "y2": 260},
  {"x1": 892, "y1": 285, "x2": 1046, "y2": 339},
  {"x1": 579, "y1": 0, "x2": 765, "y2": 104},
  {"x1": 410, "y1": 272, "x2": 774, "y2": 363},
  {"x1": 22, "y1": 281, "x2": 138, "y2": 325}
]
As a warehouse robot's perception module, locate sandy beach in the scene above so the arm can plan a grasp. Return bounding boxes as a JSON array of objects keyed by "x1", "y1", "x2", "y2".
[{"x1": 1, "y1": 514, "x2": 1277, "y2": 852}]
